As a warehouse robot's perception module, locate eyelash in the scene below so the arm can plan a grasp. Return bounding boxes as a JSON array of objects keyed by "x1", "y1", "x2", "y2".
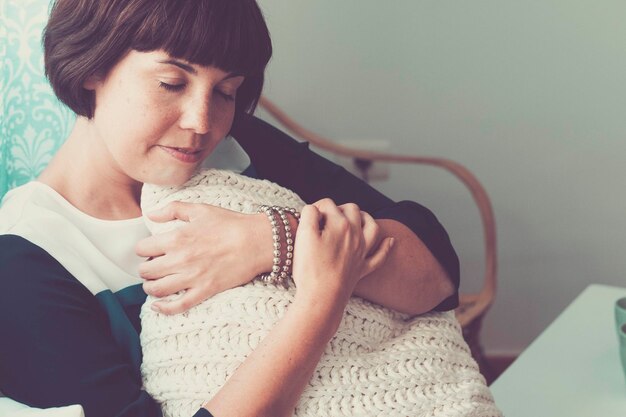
[
  {"x1": 158, "y1": 82, "x2": 236, "y2": 101},
  {"x1": 159, "y1": 82, "x2": 185, "y2": 92}
]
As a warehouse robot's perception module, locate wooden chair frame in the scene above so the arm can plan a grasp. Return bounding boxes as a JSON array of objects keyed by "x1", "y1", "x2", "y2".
[{"x1": 258, "y1": 96, "x2": 498, "y2": 377}]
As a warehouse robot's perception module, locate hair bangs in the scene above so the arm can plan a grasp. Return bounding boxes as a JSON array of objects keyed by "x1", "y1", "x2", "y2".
[
  {"x1": 45, "y1": 0, "x2": 272, "y2": 118},
  {"x1": 133, "y1": 0, "x2": 271, "y2": 77}
]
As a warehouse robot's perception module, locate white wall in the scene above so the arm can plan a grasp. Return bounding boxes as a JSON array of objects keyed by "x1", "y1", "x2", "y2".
[{"x1": 256, "y1": 0, "x2": 626, "y2": 355}]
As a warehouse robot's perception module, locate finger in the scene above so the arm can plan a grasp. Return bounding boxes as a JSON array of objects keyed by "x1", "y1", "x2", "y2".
[
  {"x1": 298, "y1": 204, "x2": 322, "y2": 236},
  {"x1": 360, "y1": 211, "x2": 383, "y2": 256},
  {"x1": 312, "y1": 197, "x2": 337, "y2": 210},
  {"x1": 338, "y1": 203, "x2": 362, "y2": 231},
  {"x1": 312, "y1": 199, "x2": 347, "y2": 232},
  {"x1": 142, "y1": 273, "x2": 190, "y2": 298},
  {"x1": 138, "y1": 254, "x2": 178, "y2": 280},
  {"x1": 151, "y1": 288, "x2": 206, "y2": 315},
  {"x1": 135, "y1": 233, "x2": 174, "y2": 258},
  {"x1": 362, "y1": 237, "x2": 395, "y2": 277},
  {"x1": 146, "y1": 201, "x2": 198, "y2": 223},
  {"x1": 337, "y1": 203, "x2": 361, "y2": 215},
  {"x1": 312, "y1": 198, "x2": 344, "y2": 218}
]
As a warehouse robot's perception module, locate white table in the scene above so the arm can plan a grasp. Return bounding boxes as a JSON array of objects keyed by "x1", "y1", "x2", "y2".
[{"x1": 491, "y1": 284, "x2": 626, "y2": 417}]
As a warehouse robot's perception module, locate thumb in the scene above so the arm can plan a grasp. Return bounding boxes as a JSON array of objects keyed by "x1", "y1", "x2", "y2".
[
  {"x1": 362, "y1": 237, "x2": 395, "y2": 277},
  {"x1": 147, "y1": 201, "x2": 195, "y2": 223}
]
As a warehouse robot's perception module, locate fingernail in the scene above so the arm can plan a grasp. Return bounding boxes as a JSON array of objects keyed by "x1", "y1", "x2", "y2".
[
  {"x1": 151, "y1": 304, "x2": 161, "y2": 313},
  {"x1": 389, "y1": 238, "x2": 396, "y2": 248}
]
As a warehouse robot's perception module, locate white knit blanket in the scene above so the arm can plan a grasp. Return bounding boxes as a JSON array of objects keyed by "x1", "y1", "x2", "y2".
[{"x1": 139, "y1": 169, "x2": 501, "y2": 417}]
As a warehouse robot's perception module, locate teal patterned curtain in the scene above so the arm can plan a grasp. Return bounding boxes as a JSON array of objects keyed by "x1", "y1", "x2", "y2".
[{"x1": 0, "y1": 0, "x2": 75, "y2": 199}]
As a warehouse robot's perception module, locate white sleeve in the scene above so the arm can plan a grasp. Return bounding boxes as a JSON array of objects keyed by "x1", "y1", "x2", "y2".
[{"x1": 0, "y1": 395, "x2": 84, "y2": 417}]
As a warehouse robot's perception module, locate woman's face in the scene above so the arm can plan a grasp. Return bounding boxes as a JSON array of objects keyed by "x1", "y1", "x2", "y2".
[{"x1": 86, "y1": 49, "x2": 244, "y2": 186}]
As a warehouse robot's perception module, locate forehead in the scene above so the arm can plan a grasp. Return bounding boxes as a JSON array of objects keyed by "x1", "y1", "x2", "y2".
[{"x1": 123, "y1": 50, "x2": 244, "y2": 81}]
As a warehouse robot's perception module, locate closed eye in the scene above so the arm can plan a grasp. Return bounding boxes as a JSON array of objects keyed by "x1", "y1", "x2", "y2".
[
  {"x1": 217, "y1": 90, "x2": 236, "y2": 101},
  {"x1": 159, "y1": 81, "x2": 185, "y2": 92}
]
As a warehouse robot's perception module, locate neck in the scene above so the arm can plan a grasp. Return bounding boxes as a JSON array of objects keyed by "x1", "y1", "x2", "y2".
[{"x1": 38, "y1": 117, "x2": 144, "y2": 220}]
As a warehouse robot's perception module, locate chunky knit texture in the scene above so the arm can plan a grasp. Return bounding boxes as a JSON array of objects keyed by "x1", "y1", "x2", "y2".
[{"x1": 139, "y1": 169, "x2": 501, "y2": 417}]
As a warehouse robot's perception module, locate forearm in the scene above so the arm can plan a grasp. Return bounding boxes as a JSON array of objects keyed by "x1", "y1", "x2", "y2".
[
  {"x1": 286, "y1": 215, "x2": 453, "y2": 315},
  {"x1": 353, "y1": 218, "x2": 455, "y2": 316},
  {"x1": 203, "y1": 295, "x2": 344, "y2": 417},
  {"x1": 254, "y1": 213, "x2": 454, "y2": 316}
]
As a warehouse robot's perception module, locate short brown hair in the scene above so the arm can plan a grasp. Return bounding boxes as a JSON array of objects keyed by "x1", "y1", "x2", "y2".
[{"x1": 43, "y1": 0, "x2": 272, "y2": 122}]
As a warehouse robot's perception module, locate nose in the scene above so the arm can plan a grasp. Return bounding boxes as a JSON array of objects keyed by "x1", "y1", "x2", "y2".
[{"x1": 179, "y1": 94, "x2": 212, "y2": 134}]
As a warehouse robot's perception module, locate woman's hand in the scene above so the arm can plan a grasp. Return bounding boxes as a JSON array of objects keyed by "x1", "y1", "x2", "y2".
[
  {"x1": 291, "y1": 199, "x2": 395, "y2": 306},
  {"x1": 135, "y1": 201, "x2": 273, "y2": 315}
]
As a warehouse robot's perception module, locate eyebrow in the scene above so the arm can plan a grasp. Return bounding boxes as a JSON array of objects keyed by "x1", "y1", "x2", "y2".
[
  {"x1": 158, "y1": 59, "x2": 197, "y2": 74},
  {"x1": 157, "y1": 59, "x2": 243, "y2": 80}
]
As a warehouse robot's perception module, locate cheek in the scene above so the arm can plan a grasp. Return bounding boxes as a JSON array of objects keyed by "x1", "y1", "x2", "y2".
[
  {"x1": 108, "y1": 95, "x2": 175, "y2": 144},
  {"x1": 103, "y1": 106, "x2": 177, "y2": 175},
  {"x1": 101, "y1": 79, "x2": 172, "y2": 123},
  {"x1": 212, "y1": 102, "x2": 236, "y2": 133}
]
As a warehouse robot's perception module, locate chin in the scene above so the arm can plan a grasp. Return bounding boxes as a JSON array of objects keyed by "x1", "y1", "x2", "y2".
[{"x1": 140, "y1": 170, "x2": 197, "y2": 188}]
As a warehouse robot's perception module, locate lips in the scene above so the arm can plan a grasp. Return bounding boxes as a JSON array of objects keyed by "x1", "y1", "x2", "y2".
[
  {"x1": 171, "y1": 147, "x2": 199, "y2": 154},
  {"x1": 159, "y1": 145, "x2": 204, "y2": 163}
]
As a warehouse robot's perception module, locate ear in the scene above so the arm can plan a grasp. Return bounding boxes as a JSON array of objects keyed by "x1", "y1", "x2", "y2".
[{"x1": 83, "y1": 75, "x2": 100, "y2": 91}]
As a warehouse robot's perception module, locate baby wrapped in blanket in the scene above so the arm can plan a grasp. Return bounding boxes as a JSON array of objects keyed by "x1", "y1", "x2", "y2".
[{"x1": 139, "y1": 169, "x2": 501, "y2": 417}]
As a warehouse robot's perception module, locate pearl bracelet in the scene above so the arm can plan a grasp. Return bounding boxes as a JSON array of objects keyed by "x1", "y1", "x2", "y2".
[
  {"x1": 273, "y1": 206, "x2": 300, "y2": 282},
  {"x1": 255, "y1": 205, "x2": 300, "y2": 287},
  {"x1": 256, "y1": 205, "x2": 282, "y2": 285}
]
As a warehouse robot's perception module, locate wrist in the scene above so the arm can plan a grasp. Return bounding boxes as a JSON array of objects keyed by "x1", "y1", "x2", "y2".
[
  {"x1": 291, "y1": 293, "x2": 346, "y2": 337},
  {"x1": 250, "y1": 212, "x2": 275, "y2": 276},
  {"x1": 251, "y1": 208, "x2": 301, "y2": 278}
]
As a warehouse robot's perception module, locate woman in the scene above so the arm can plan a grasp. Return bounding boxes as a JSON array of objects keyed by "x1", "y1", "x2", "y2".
[{"x1": 0, "y1": 1, "x2": 459, "y2": 416}]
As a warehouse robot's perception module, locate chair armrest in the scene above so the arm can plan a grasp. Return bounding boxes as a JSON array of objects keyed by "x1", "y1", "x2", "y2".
[{"x1": 258, "y1": 96, "x2": 498, "y2": 326}]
